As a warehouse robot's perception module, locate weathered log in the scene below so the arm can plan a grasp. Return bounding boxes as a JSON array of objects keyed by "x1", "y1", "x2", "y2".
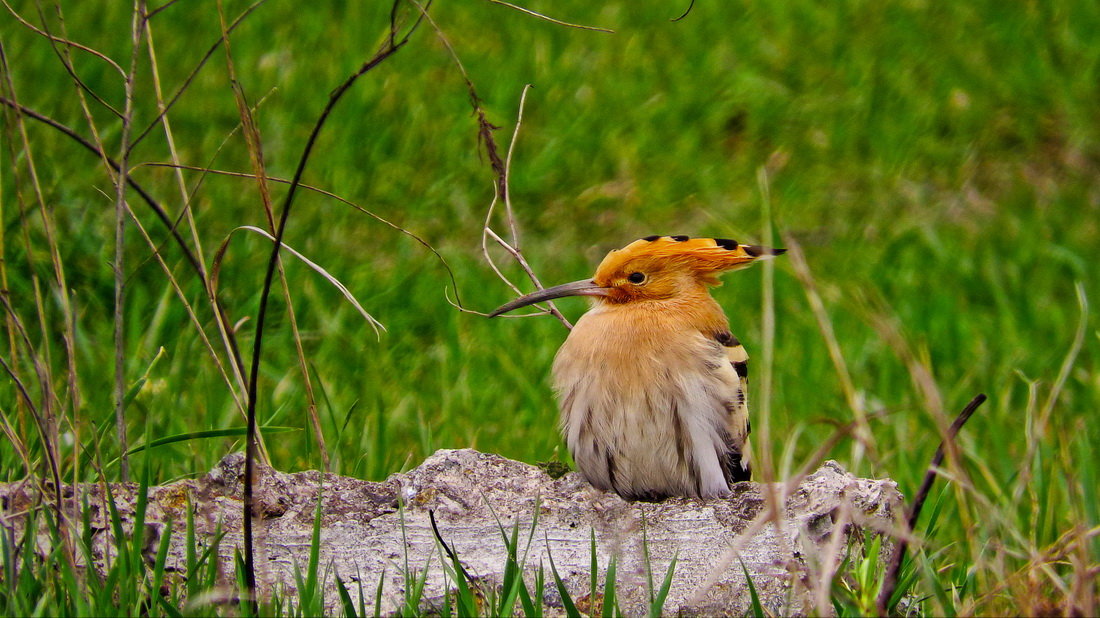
[{"x1": 0, "y1": 449, "x2": 902, "y2": 615}]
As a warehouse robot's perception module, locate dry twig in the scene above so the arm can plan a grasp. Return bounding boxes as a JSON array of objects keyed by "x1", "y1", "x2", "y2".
[{"x1": 876, "y1": 393, "x2": 986, "y2": 615}]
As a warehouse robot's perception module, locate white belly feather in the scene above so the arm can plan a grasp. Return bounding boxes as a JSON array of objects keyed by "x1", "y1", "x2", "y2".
[{"x1": 552, "y1": 306, "x2": 749, "y2": 500}]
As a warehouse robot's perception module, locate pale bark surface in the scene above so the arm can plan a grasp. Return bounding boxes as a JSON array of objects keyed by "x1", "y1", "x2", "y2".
[{"x1": 0, "y1": 449, "x2": 902, "y2": 615}]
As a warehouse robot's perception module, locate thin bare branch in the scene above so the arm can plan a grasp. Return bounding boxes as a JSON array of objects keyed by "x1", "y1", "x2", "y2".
[
  {"x1": 23, "y1": 2, "x2": 125, "y2": 118},
  {"x1": 501, "y1": 84, "x2": 530, "y2": 249},
  {"x1": 670, "y1": 0, "x2": 696, "y2": 22},
  {"x1": 240, "y1": 0, "x2": 430, "y2": 604},
  {"x1": 877, "y1": 393, "x2": 987, "y2": 615},
  {"x1": 139, "y1": 161, "x2": 464, "y2": 301},
  {"x1": 221, "y1": 226, "x2": 385, "y2": 336},
  {"x1": 484, "y1": 0, "x2": 614, "y2": 32},
  {"x1": 1, "y1": 0, "x2": 126, "y2": 76},
  {"x1": 130, "y1": 0, "x2": 269, "y2": 150},
  {"x1": 144, "y1": 0, "x2": 184, "y2": 20},
  {"x1": 110, "y1": 0, "x2": 147, "y2": 482}
]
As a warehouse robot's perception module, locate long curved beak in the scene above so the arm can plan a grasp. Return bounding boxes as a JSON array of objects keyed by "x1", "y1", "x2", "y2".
[{"x1": 489, "y1": 279, "x2": 610, "y2": 317}]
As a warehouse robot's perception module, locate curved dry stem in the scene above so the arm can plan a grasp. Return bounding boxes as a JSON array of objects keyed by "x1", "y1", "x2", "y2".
[
  {"x1": 876, "y1": 393, "x2": 987, "y2": 615},
  {"x1": 143, "y1": 0, "x2": 185, "y2": 20},
  {"x1": 1, "y1": 0, "x2": 126, "y2": 76},
  {"x1": 477, "y1": 85, "x2": 569, "y2": 327},
  {"x1": 501, "y1": 84, "x2": 530, "y2": 249},
  {"x1": 136, "y1": 161, "x2": 463, "y2": 300},
  {"x1": 221, "y1": 226, "x2": 385, "y2": 336},
  {"x1": 130, "y1": 0, "x2": 269, "y2": 150},
  {"x1": 396, "y1": 5, "x2": 573, "y2": 329},
  {"x1": 239, "y1": 0, "x2": 430, "y2": 602},
  {"x1": 670, "y1": 0, "x2": 696, "y2": 22},
  {"x1": 484, "y1": 0, "x2": 614, "y2": 32}
]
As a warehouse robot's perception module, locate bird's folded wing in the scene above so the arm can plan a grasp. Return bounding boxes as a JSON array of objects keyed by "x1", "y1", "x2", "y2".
[{"x1": 714, "y1": 332, "x2": 752, "y2": 483}]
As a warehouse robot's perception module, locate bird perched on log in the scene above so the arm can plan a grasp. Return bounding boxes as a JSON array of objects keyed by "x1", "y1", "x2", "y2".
[{"x1": 490, "y1": 235, "x2": 785, "y2": 501}]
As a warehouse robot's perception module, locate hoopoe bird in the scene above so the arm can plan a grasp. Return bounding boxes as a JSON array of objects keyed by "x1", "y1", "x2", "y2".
[{"x1": 490, "y1": 235, "x2": 785, "y2": 501}]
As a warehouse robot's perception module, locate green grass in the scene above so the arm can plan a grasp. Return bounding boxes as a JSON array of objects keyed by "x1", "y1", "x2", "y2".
[{"x1": 2, "y1": 0, "x2": 1098, "y2": 614}]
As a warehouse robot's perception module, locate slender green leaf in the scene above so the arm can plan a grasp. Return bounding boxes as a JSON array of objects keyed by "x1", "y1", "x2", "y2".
[
  {"x1": 124, "y1": 426, "x2": 299, "y2": 456},
  {"x1": 517, "y1": 566, "x2": 539, "y2": 618},
  {"x1": 649, "y1": 554, "x2": 677, "y2": 618},
  {"x1": 740, "y1": 560, "x2": 765, "y2": 618},
  {"x1": 373, "y1": 567, "x2": 386, "y2": 618},
  {"x1": 589, "y1": 530, "x2": 598, "y2": 611},
  {"x1": 302, "y1": 491, "x2": 326, "y2": 613},
  {"x1": 337, "y1": 575, "x2": 359, "y2": 618},
  {"x1": 601, "y1": 554, "x2": 617, "y2": 618},
  {"x1": 122, "y1": 346, "x2": 166, "y2": 410},
  {"x1": 151, "y1": 519, "x2": 174, "y2": 604},
  {"x1": 547, "y1": 549, "x2": 581, "y2": 618}
]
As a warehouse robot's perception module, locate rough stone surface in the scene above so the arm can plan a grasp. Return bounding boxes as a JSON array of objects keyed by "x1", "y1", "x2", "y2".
[{"x1": 0, "y1": 449, "x2": 903, "y2": 615}]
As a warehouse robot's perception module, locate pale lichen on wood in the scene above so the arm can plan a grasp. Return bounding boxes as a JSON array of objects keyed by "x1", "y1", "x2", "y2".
[{"x1": 0, "y1": 449, "x2": 902, "y2": 615}]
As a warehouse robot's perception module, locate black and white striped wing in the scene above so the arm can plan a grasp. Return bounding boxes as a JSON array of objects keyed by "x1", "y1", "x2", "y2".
[{"x1": 715, "y1": 331, "x2": 752, "y2": 484}]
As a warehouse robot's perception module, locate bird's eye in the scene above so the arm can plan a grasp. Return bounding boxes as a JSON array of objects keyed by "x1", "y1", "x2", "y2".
[{"x1": 627, "y1": 272, "x2": 646, "y2": 284}]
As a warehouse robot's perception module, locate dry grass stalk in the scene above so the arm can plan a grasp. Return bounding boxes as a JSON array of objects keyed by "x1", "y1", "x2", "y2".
[
  {"x1": 782, "y1": 232, "x2": 877, "y2": 465},
  {"x1": 214, "y1": 0, "x2": 329, "y2": 469},
  {"x1": 0, "y1": 41, "x2": 66, "y2": 529},
  {"x1": 484, "y1": 0, "x2": 614, "y2": 32}
]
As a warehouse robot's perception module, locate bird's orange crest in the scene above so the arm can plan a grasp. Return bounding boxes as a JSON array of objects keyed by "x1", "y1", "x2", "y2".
[{"x1": 592, "y1": 235, "x2": 784, "y2": 303}]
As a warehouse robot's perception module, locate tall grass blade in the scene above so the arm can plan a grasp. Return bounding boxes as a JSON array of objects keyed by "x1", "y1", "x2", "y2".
[
  {"x1": 301, "y1": 489, "x2": 326, "y2": 613},
  {"x1": 336, "y1": 574, "x2": 359, "y2": 618},
  {"x1": 496, "y1": 518, "x2": 524, "y2": 615},
  {"x1": 235, "y1": 548, "x2": 255, "y2": 618},
  {"x1": 740, "y1": 560, "x2": 765, "y2": 618},
  {"x1": 373, "y1": 567, "x2": 386, "y2": 618},
  {"x1": 124, "y1": 425, "x2": 298, "y2": 456},
  {"x1": 601, "y1": 554, "x2": 617, "y2": 618},
  {"x1": 589, "y1": 530, "x2": 598, "y2": 611},
  {"x1": 151, "y1": 518, "x2": 174, "y2": 607},
  {"x1": 649, "y1": 554, "x2": 678, "y2": 618},
  {"x1": 122, "y1": 346, "x2": 165, "y2": 410},
  {"x1": 547, "y1": 548, "x2": 581, "y2": 618}
]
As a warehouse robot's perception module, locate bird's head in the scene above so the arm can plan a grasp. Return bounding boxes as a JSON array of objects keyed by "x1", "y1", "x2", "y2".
[{"x1": 489, "y1": 235, "x2": 785, "y2": 316}]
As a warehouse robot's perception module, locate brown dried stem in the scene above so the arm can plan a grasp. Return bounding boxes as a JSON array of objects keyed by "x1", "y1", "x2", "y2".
[
  {"x1": 0, "y1": 42, "x2": 64, "y2": 518},
  {"x1": 410, "y1": 8, "x2": 573, "y2": 328},
  {"x1": 484, "y1": 0, "x2": 613, "y2": 33},
  {"x1": 138, "y1": 162, "x2": 462, "y2": 296},
  {"x1": 240, "y1": 0, "x2": 429, "y2": 605},
  {"x1": 214, "y1": 0, "x2": 329, "y2": 469},
  {"x1": 1, "y1": 0, "x2": 125, "y2": 76},
  {"x1": 876, "y1": 393, "x2": 986, "y2": 615},
  {"x1": 110, "y1": 0, "x2": 148, "y2": 482}
]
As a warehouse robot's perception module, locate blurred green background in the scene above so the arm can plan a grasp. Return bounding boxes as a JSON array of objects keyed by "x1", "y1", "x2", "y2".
[{"x1": 2, "y1": 0, "x2": 1098, "y2": 611}]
